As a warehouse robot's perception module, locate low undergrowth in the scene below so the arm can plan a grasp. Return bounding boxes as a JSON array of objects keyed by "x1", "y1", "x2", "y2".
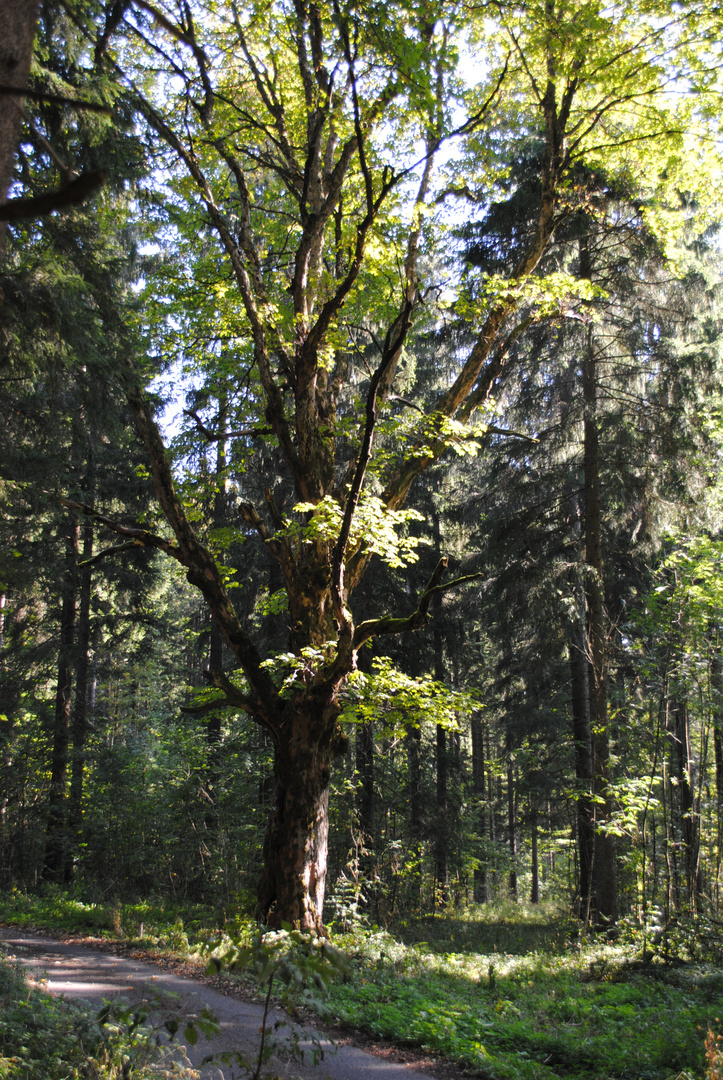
[
  {"x1": 3, "y1": 890, "x2": 723, "y2": 1079},
  {"x1": 327, "y1": 913, "x2": 723, "y2": 1080},
  {"x1": 0, "y1": 886, "x2": 228, "y2": 952},
  {"x1": 0, "y1": 947, "x2": 199, "y2": 1079}
]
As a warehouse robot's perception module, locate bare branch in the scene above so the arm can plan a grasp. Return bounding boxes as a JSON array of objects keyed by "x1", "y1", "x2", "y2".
[
  {"x1": 389, "y1": 395, "x2": 424, "y2": 414},
  {"x1": 184, "y1": 409, "x2": 272, "y2": 442},
  {"x1": 124, "y1": 376, "x2": 281, "y2": 718},
  {"x1": 80, "y1": 541, "x2": 148, "y2": 566},
  {"x1": 53, "y1": 494, "x2": 181, "y2": 558},
  {"x1": 205, "y1": 668, "x2": 257, "y2": 710}
]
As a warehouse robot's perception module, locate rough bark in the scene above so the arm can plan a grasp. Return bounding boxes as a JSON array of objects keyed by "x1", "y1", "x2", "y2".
[
  {"x1": 0, "y1": 0, "x2": 39, "y2": 251},
  {"x1": 256, "y1": 695, "x2": 343, "y2": 931}
]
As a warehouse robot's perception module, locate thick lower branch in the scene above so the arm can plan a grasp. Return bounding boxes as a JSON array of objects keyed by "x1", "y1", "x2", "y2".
[
  {"x1": 0, "y1": 170, "x2": 105, "y2": 221},
  {"x1": 352, "y1": 557, "x2": 448, "y2": 651}
]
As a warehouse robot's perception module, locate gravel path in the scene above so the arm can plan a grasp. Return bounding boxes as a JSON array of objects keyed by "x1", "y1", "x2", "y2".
[{"x1": 0, "y1": 928, "x2": 461, "y2": 1080}]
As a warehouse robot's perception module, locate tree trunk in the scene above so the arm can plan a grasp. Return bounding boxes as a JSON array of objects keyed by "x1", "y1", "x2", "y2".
[
  {"x1": 432, "y1": 511, "x2": 448, "y2": 904},
  {"x1": 407, "y1": 720, "x2": 422, "y2": 896},
  {"x1": 431, "y1": 537, "x2": 448, "y2": 904},
  {"x1": 0, "y1": 0, "x2": 39, "y2": 250},
  {"x1": 570, "y1": 594, "x2": 595, "y2": 920},
  {"x1": 506, "y1": 735, "x2": 517, "y2": 900},
  {"x1": 43, "y1": 519, "x2": 79, "y2": 880},
  {"x1": 256, "y1": 697, "x2": 344, "y2": 931},
  {"x1": 710, "y1": 648, "x2": 723, "y2": 907},
  {"x1": 530, "y1": 804, "x2": 539, "y2": 905},
  {"x1": 581, "y1": 241, "x2": 617, "y2": 924},
  {"x1": 357, "y1": 719, "x2": 375, "y2": 883},
  {"x1": 487, "y1": 728, "x2": 498, "y2": 896},
  {"x1": 65, "y1": 518, "x2": 93, "y2": 882},
  {"x1": 672, "y1": 700, "x2": 701, "y2": 911},
  {"x1": 207, "y1": 394, "x2": 228, "y2": 748},
  {"x1": 471, "y1": 712, "x2": 487, "y2": 903},
  {"x1": 435, "y1": 722, "x2": 448, "y2": 904}
]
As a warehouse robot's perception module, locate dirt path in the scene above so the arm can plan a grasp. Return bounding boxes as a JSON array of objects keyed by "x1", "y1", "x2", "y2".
[{"x1": 0, "y1": 928, "x2": 465, "y2": 1080}]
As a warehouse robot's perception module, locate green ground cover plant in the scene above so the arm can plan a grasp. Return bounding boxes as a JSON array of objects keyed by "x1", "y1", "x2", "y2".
[
  {"x1": 3, "y1": 891, "x2": 723, "y2": 1079},
  {"x1": 0, "y1": 947, "x2": 200, "y2": 1079},
  {"x1": 327, "y1": 905, "x2": 723, "y2": 1080},
  {"x1": 0, "y1": 888, "x2": 230, "y2": 950}
]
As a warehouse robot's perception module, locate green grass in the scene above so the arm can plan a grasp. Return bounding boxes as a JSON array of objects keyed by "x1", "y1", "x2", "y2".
[
  {"x1": 0, "y1": 886, "x2": 230, "y2": 950},
  {"x1": 325, "y1": 905, "x2": 721, "y2": 1080},
  {"x1": 390, "y1": 898, "x2": 578, "y2": 956},
  {"x1": 2, "y1": 890, "x2": 721, "y2": 1079}
]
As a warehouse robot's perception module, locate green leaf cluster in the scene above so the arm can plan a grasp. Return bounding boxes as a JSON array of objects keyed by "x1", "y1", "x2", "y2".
[
  {"x1": 341, "y1": 657, "x2": 477, "y2": 735},
  {"x1": 292, "y1": 495, "x2": 428, "y2": 568}
]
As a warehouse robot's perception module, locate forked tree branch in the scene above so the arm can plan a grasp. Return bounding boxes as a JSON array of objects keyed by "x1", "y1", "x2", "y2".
[
  {"x1": 351, "y1": 561, "x2": 489, "y2": 652},
  {"x1": 123, "y1": 377, "x2": 281, "y2": 719}
]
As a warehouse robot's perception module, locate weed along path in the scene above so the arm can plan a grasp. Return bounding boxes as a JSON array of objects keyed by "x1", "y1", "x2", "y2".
[{"x1": 0, "y1": 928, "x2": 458, "y2": 1080}]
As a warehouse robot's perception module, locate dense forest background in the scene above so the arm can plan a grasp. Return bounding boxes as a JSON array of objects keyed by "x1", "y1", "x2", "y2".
[{"x1": 3, "y1": 0, "x2": 723, "y2": 940}]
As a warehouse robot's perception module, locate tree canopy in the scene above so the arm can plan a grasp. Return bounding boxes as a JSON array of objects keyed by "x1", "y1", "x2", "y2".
[{"x1": 2, "y1": 0, "x2": 723, "y2": 932}]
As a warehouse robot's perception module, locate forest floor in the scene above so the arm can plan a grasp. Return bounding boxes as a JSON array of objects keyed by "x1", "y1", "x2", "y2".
[
  {"x1": 2, "y1": 894, "x2": 723, "y2": 1080},
  {"x1": 0, "y1": 925, "x2": 460, "y2": 1080}
]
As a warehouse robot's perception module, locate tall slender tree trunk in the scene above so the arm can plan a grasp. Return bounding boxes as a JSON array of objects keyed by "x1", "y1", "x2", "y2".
[
  {"x1": 570, "y1": 593, "x2": 595, "y2": 919},
  {"x1": 201, "y1": 396, "x2": 230, "y2": 848},
  {"x1": 357, "y1": 720, "x2": 375, "y2": 871},
  {"x1": 43, "y1": 519, "x2": 79, "y2": 880},
  {"x1": 407, "y1": 720, "x2": 422, "y2": 901},
  {"x1": 506, "y1": 732, "x2": 517, "y2": 900},
  {"x1": 207, "y1": 394, "x2": 228, "y2": 749},
  {"x1": 487, "y1": 728, "x2": 498, "y2": 896},
  {"x1": 530, "y1": 802, "x2": 540, "y2": 905},
  {"x1": 435, "y1": 721, "x2": 448, "y2": 903},
  {"x1": 712, "y1": 649, "x2": 723, "y2": 908},
  {"x1": 432, "y1": 512, "x2": 448, "y2": 904},
  {"x1": 581, "y1": 237, "x2": 617, "y2": 924},
  {"x1": 65, "y1": 517, "x2": 93, "y2": 882},
  {"x1": 672, "y1": 700, "x2": 701, "y2": 911},
  {"x1": 0, "y1": 592, "x2": 11, "y2": 877},
  {"x1": 471, "y1": 712, "x2": 487, "y2": 902}
]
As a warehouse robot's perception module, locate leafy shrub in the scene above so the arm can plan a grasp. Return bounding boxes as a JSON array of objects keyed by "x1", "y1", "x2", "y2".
[{"x1": 0, "y1": 951, "x2": 199, "y2": 1079}]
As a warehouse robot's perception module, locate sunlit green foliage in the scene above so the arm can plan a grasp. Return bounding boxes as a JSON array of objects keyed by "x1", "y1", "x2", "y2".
[
  {"x1": 327, "y1": 912, "x2": 720, "y2": 1080},
  {"x1": 0, "y1": 948, "x2": 198, "y2": 1079}
]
